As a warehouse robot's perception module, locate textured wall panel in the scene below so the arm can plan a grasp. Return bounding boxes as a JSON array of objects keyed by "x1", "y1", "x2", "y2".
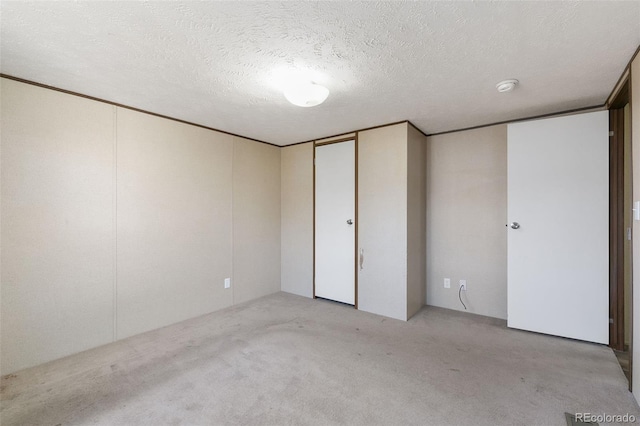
[
  {"x1": 233, "y1": 138, "x2": 281, "y2": 304},
  {"x1": 357, "y1": 123, "x2": 408, "y2": 320},
  {"x1": 406, "y1": 125, "x2": 427, "y2": 319},
  {"x1": 280, "y1": 143, "x2": 313, "y2": 298},
  {"x1": 1, "y1": 79, "x2": 115, "y2": 373},
  {"x1": 116, "y1": 108, "x2": 233, "y2": 339},
  {"x1": 426, "y1": 125, "x2": 508, "y2": 319}
]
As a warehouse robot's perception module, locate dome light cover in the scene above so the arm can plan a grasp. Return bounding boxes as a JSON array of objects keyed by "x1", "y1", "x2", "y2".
[{"x1": 283, "y1": 81, "x2": 330, "y2": 107}]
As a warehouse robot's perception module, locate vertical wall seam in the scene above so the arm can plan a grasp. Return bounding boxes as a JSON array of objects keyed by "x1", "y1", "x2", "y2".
[
  {"x1": 279, "y1": 148, "x2": 284, "y2": 293},
  {"x1": 406, "y1": 124, "x2": 410, "y2": 318},
  {"x1": 113, "y1": 106, "x2": 118, "y2": 342},
  {"x1": 231, "y1": 138, "x2": 235, "y2": 306},
  {"x1": 278, "y1": 148, "x2": 283, "y2": 294}
]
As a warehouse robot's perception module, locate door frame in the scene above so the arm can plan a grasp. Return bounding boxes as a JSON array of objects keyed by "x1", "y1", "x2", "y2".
[
  {"x1": 313, "y1": 135, "x2": 359, "y2": 308},
  {"x1": 609, "y1": 76, "x2": 633, "y2": 390},
  {"x1": 609, "y1": 104, "x2": 625, "y2": 351}
]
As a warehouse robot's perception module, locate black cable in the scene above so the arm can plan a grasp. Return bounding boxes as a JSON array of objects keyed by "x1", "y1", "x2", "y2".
[{"x1": 458, "y1": 285, "x2": 467, "y2": 310}]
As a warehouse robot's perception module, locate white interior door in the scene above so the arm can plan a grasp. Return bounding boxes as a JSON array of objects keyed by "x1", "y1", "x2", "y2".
[
  {"x1": 507, "y1": 111, "x2": 609, "y2": 344},
  {"x1": 315, "y1": 140, "x2": 355, "y2": 305}
]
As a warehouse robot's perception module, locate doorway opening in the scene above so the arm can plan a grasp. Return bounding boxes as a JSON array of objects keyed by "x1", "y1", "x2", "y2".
[{"x1": 609, "y1": 78, "x2": 633, "y2": 389}]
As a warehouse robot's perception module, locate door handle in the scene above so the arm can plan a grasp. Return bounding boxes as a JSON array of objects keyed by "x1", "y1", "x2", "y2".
[
  {"x1": 347, "y1": 219, "x2": 353, "y2": 225},
  {"x1": 510, "y1": 222, "x2": 520, "y2": 229},
  {"x1": 359, "y1": 248, "x2": 364, "y2": 270}
]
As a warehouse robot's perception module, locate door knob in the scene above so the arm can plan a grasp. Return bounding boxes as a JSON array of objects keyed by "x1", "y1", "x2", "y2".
[
  {"x1": 347, "y1": 219, "x2": 353, "y2": 225},
  {"x1": 510, "y1": 222, "x2": 520, "y2": 229}
]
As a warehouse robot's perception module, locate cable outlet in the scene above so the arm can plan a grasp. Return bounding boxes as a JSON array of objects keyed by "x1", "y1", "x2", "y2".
[
  {"x1": 459, "y1": 280, "x2": 467, "y2": 291},
  {"x1": 224, "y1": 278, "x2": 231, "y2": 289},
  {"x1": 444, "y1": 278, "x2": 450, "y2": 289}
]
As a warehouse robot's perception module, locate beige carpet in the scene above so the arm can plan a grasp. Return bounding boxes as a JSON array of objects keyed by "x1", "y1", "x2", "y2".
[{"x1": 1, "y1": 292, "x2": 638, "y2": 425}]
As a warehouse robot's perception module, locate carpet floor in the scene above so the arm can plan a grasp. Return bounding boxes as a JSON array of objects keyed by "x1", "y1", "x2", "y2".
[{"x1": 1, "y1": 292, "x2": 638, "y2": 425}]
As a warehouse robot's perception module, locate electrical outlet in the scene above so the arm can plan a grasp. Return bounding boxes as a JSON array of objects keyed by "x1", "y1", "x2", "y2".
[
  {"x1": 224, "y1": 278, "x2": 231, "y2": 289},
  {"x1": 444, "y1": 278, "x2": 450, "y2": 289},
  {"x1": 459, "y1": 280, "x2": 467, "y2": 291}
]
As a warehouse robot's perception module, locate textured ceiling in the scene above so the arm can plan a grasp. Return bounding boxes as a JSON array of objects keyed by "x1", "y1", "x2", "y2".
[{"x1": 1, "y1": 1, "x2": 639, "y2": 145}]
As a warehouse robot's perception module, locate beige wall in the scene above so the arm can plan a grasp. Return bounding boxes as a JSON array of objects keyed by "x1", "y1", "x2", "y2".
[
  {"x1": 116, "y1": 108, "x2": 234, "y2": 339},
  {"x1": 358, "y1": 123, "x2": 408, "y2": 320},
  {"x1": 1, "y1": 79, "x2": 116, "y2": 372},
  {"x1": 426, "y1": 125, "x2": 508, "y2": 319},
  {"x1": 232, "y1": 138, "x2": 281, "y2": 304},
  {"x1": 9, "y1": 68, "x2": 617, "y2": 376},
  {"x1": 280, "y1": 143, "x2": 313, "y2": 298},
  {"x1": 282, "y1": 123, "x2": 426, "y2": 321},
  {"x1": 0, "y1": 78, "x2": 282, "y2": 374},
  {"x1": 407, "y1": 124, "x2": 427, "y2": 319},
  {"x1": 631, "y1": 55, "x2": 640, "y2": 403}
]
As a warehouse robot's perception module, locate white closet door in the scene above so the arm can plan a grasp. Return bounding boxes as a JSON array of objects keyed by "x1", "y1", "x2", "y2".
[
  {"x1": 507, "y1": 111, "x2": 608, "y2": 343},
  {"x1": 315, "y1": 140, "x2": 355, "y2": 305}
]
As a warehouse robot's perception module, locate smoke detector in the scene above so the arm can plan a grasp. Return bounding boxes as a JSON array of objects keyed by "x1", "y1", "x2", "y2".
[{"x1": 496, "y1": 79, "x2": 519, "y2": 93}]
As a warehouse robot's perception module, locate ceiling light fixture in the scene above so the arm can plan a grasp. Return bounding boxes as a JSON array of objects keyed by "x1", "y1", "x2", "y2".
[
  {"x1": 496, "y1": 79, "x2": 519, "y2": 93},
  {"x1": 283, "y1": 81, "x2": 329, "y2": 107}
]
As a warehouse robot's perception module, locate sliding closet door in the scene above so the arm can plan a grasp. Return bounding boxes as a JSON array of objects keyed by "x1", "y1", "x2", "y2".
[{"x1": 314, "y1": 140, "x2": 356, "y2": 305}]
